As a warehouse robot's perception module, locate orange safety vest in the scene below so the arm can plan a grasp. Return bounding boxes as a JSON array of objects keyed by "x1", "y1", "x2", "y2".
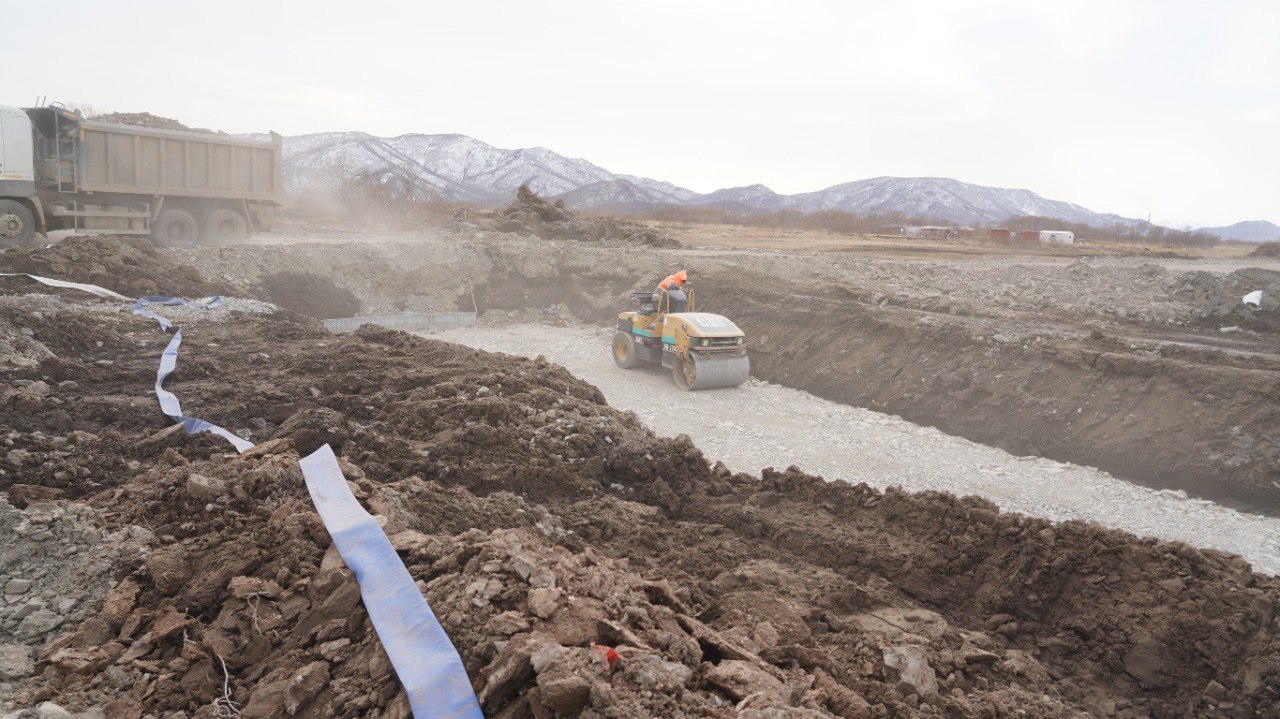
[{"x1": 657, "y1": 270, "x2": 688, "y2": 289}]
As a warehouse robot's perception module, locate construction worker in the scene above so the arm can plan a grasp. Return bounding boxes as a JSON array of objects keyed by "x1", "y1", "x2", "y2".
[{"x1": 657, "y1": 269, "x2": 688, "y2": 291}]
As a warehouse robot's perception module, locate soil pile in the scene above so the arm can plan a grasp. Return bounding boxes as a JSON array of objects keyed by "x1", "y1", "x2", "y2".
[
  {"x1": 1, "y1": 286, "x2": 1277, "y2": 718},
  {"x1": 490, "y1": 186, "x2": 677, "y2": 248},
  {"x1": 1249, "y1": 243, "x2": 1280, "y2": 258},
  {"x1": 0, "y1": 236, "x2": 220, "y2": 299},
  {"x1": 1169, "y1": 267, "x2": 1280, "y2": 332},
  {"x1": 88, "y1": 112, "x2": 218, "y2": 135}
]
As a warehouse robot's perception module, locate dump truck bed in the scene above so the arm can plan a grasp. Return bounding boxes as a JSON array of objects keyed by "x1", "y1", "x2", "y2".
[{"x1": 74, "y1": 119, "x2": 283, "y2": 203}]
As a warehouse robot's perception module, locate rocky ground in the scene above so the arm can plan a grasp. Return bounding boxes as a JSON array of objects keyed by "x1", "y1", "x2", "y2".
[
  {"x1": 1, "y1": 235, "x2": 1278, "y2": 719},
  {"x1": 432, "y1": 321, "x2": 1280, "y2": 575}
]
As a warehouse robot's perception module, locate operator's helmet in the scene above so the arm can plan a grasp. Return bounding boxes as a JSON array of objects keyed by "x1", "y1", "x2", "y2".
[{"x1": 675, "y1": 270, "x2": 688, "y2": 285}]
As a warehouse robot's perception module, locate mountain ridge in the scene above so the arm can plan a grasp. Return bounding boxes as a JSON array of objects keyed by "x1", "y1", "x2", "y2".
[
  {"x1": 1194, "y1": 220, "x2": 1280, "y2": 243},
  {"x1": 267, "y1": 130, "x2": 1226, "y2": 230}
]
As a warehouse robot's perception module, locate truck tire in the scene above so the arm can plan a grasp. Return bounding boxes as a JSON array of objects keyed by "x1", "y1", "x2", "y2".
[
  {"x1": 201, "y1": 209, "x2": 250, "y2": 245},
  {"x1": 152, "y1": 209, "x2": 199, "y2": 248},
  {"x1": 0, "y1": 200, "x2": 37, "y2": 248}
]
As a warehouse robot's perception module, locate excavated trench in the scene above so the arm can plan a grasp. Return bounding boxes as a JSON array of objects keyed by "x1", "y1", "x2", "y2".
[
  {"x1": 205, "y1": 242, "x2": 1280, "y2": 515},
  {"x1": 427, "y1": 257, "x2": 1280, "y2": 514}
]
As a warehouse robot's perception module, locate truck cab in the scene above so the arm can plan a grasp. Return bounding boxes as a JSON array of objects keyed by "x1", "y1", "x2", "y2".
[{"x1": 0, "y1": 105, "x2": 39, "y2": 246}]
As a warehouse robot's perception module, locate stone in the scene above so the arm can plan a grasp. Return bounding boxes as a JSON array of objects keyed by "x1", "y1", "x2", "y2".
[
  {"x1": 619, "y1": 653, "x2": 691, "y2": 692},
  {"x1": 527, "y1": 587, "x2": 561, "y2": 619},
  {"x1": 529, "y1": 643, "x2": 565, "y2": 674},
  {"x1": 882, "y1": 646, "x2": 938, "y2": 696},
  {"x1": 703, "y1": 660, "x2": 786, "y2": 703},
  {"x1": 535, "y1": 674, "x2": 591, "y2": 714},
  {"x1": 6, "y1": 485, "x2": 65, "y2": 509},
  {"x1": 4, "y1": 578, "x2": 32, "y2": 595},
  {"x1": 286, "y1": 661, "x2": 331, "y2": 715},
  {"x1": 35, "y1": 703, "x2": 74, "y2": 719},
  {"x1": 14, "y1": 608, "x2": 63, "y2": 640},
  {"x1": 186, "y1": 473, "x2": 229, "y2": 500},
  {"x1": 0, "y1": 643, "x2": 35, "y2": 680}
]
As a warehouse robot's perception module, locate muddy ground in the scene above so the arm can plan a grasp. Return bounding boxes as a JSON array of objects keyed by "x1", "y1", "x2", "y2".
[
  {"x1": 0, "y1": 253, "x2": 1277, "y2": 718},
  {"x1": 114, "y1": 230, "x2": 1280, "y2": 513}
]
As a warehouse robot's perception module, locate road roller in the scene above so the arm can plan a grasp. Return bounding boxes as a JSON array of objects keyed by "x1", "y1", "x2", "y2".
[{"x1": 612, "y1": 285, "x2": 750, "y2": 390}]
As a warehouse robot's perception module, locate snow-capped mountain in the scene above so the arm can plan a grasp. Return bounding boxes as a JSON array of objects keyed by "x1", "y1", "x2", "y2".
[
  {"x1": 273, "y1": 131, "x2": 631, "y2": 203},
  {"x1": 780, "y1": 177, "x2": 1134, "y2": 226},
  {"x1": 1194, "y1": 220, "x2": 1280, "y2": 243},
  {"x1": 273, "y1": 131, "x2": 1143, "y2": 227}
]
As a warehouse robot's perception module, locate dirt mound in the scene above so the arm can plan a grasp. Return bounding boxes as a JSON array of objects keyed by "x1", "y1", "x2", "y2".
[
  {"x1": 1168, "y1": 267, "x2": 1280, "y2": 332},
  {"x1": 1249, "y1": 242, "x2": 1280, "y2": 258},
  {"x1": 88, "y1": 112, "x2": 217, "y2": 135},
  {"x1": 261, "y1": 272, "x2": 360, "y2": 319},
  {"x1": 0, "y1": 236, "x2": 220, "y2": 299},
  {"x1": 488, "y1": 185, "x2": 678, "y2": 248},
  {"x1": 2, "y1": 298, "x2": 1278, "y2": 718}
]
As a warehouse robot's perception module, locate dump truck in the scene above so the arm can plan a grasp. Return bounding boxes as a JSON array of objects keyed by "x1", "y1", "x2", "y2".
[
  {"x1": 613, "y1": 285, "x2": 751, "y2": 390},
  {"x1": 0, "y1": 104, "x2": 283, "y2": 248}
]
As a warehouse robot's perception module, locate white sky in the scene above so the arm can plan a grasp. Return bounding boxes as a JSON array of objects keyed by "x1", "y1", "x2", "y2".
[{"x1": 5, "y1": 0, "x2": 1277, "y2": 227}]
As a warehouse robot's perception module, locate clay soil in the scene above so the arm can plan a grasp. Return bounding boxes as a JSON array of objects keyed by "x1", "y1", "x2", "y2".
[{"x1": 1, "y1": 241, "x2": 1278, "y2": 719}]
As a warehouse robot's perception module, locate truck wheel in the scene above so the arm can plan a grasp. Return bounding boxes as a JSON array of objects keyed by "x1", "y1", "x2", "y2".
[
  {"x1": 612, "y1": 331, "x2": 643, "y2": 368},
  {"x1": 201, "y1": 209, "x2": 250, "y2": 245},
  {"x1": 0, "y1": 200, "x2": 36, "y2": 248},
  {"x1": 152, "y1": 209, "x2": 199, "y2": 248}
]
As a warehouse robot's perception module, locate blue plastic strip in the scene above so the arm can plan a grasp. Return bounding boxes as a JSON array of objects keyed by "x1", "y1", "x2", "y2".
[
  {"x1": 299, "y1": 445, "x2": 484, "y2": 719},
  {"x1": 0, "y1": 272, "x2": 133, "y2": 301},
  {"x1": 131, "y1": 295, "x2": 253, "y2": 453}
]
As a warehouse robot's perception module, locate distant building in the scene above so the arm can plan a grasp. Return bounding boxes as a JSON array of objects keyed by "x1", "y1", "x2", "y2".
[
  {"x1": 988, "y1": 228, "x2": 1014, "y2": 241},
  {"x1": 1039, "y1": 230, "x2": 1075, "y2": 244},
  {"x1": 882, "y1": 225, "x2": 973, "y2": 239}
]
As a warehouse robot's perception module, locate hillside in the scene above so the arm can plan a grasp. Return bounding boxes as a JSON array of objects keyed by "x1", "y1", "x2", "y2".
[{"x1": 1196, "y1": 220, "x2": 1280, "y2": 243}]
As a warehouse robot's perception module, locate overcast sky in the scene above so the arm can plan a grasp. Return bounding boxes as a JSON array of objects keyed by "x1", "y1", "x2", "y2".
[{"x1": 6, "y1": 0, "x2": 1276, "y2": 226}]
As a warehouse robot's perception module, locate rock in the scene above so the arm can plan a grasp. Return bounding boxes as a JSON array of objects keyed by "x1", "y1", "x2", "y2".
[
  {"x1": 1123, "y1": 634, "x2": 1175, "y2": 688},
  {"x1": 286, "y1": 661, "x2": 331, "y2": 714},
  {"x1": 486, "y1": 611, "x2": 532, "y2": 636},
  {"x1": 35, "y1": 703, "x2": 74, "y2": 719},
  {"x1": 14, "y1": 608, "x2": 63, "y2": 640},
  {"x1": 529, "y1": 643, "x2": 566, "y2": 675},
  {"x1": 882, "y1": 645, "x2": 938, "y2": 696},
  {"x1": 145, "y1": 545, "x2": 192, "y2": 596},
  {"x1": 4, "y1": 578, "x2": 32, "y2": 595},
  {"x1": 703, "y1": 660, "x2": 786, "y2": 702},
  {"x1": 535, "y1": 674, "x2": 591, "y2": 714},
  {"x1": 6, "y1": 484, "x2": 65, "y2": 509},
  {"x1": 619, "y1": 654, "x2": 691, "y2": 692},
  {"x1": 0, "y1": 643, "x2": 35, "y2": 680},
  {"x1": 186, "y1": 473, "x2": 229, "y2": 500},
  {"x1": 527, "y1": 587, "x2": 561, "y2": 619}
]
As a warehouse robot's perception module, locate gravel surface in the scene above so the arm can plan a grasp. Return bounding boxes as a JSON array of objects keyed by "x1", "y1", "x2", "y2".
[{"x1": 432, "y1": 322, "x2": 1280, "y2": 575}]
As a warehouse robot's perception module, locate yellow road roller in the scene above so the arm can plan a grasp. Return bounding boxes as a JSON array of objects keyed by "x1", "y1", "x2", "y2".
[{"x1": 612, "y1": 285, "x2": 750, "y2": 390}]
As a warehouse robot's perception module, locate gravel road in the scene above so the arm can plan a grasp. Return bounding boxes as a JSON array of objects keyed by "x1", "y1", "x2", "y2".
[{"x1": 432, "y1": 322, "x2": 1280, "y2": 575}]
